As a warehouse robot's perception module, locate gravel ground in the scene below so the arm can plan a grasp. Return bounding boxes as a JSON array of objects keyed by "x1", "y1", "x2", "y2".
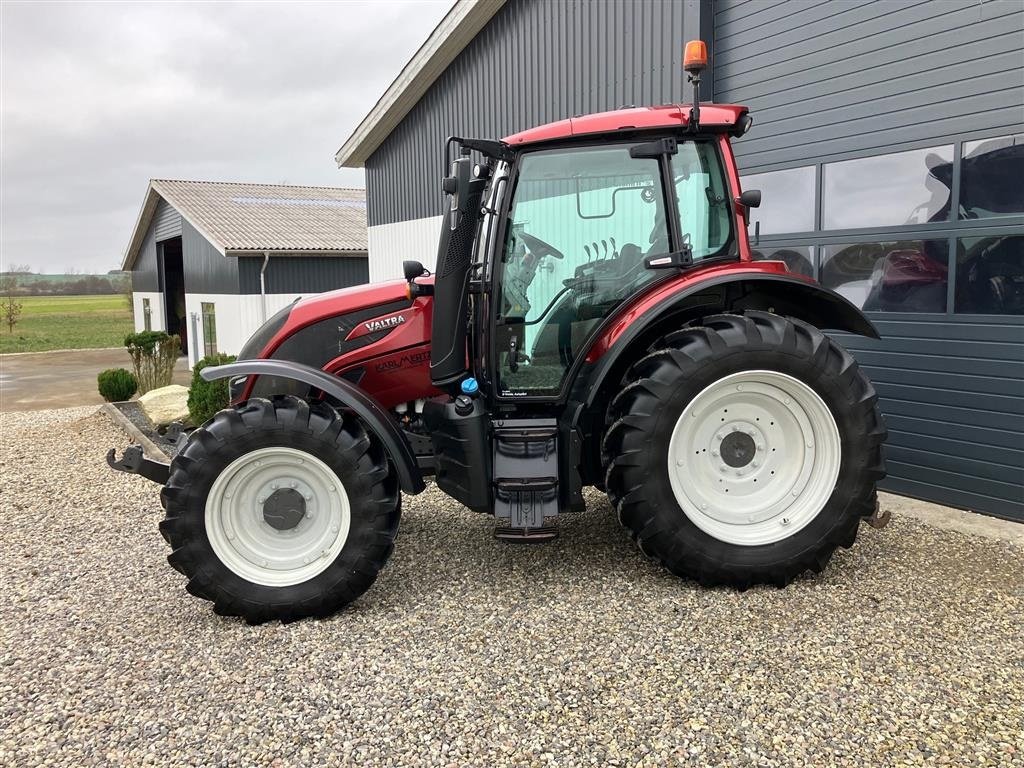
[{"x1": 1, "y1": 406, "x2": 1022, "y2": 767}]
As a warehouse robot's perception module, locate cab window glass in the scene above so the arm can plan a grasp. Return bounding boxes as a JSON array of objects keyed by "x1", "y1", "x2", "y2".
[{"x1": 672, "y1": 142, "x2": 733, "y2": 260}]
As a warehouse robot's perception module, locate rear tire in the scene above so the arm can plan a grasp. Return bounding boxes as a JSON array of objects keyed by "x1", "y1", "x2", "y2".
[
  {"x1": 160, "y1": 396, "x2": 400, "y2": 623},
  {"x1": 603, "y1": 311, "x2": 885, "y2": 589}
]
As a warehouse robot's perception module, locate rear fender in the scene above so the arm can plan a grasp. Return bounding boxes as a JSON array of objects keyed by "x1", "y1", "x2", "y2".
[
  {"x1": 202, "y1": 360, "x2": 426, "y2": 494},
  {"x1": 570, "y1": 272, "x2": 879, "y2": 480}
]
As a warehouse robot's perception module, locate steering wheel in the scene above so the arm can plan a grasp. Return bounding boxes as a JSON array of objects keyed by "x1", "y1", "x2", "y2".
[{"x1": 518, "y1": 231, "x2": 565, "y2": 260}]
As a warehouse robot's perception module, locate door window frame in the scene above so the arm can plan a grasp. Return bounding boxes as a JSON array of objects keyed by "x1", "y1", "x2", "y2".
[{"x1": 485, "y1": 135, "x2": 740, "y2": 405}]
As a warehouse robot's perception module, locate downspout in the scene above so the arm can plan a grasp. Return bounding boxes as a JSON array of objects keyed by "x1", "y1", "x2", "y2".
[{"x1": 260, "y1": 251, "x2": 270, "y2": 323}]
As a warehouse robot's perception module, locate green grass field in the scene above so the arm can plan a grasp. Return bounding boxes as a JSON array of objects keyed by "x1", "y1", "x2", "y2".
[{"x1": 0, "y1": 295, "x2": 134, "y2": 353}]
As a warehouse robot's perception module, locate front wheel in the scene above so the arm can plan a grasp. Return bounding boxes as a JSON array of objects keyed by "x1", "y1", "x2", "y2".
[
  {"x1": 604, "y1": 311, "x2": 886, "y2": 588},
  {"x1": 159, "y1": 396, "x2": 400, "y2": 623}
]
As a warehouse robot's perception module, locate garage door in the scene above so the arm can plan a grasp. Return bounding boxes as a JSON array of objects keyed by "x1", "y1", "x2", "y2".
[{"x1": 715, "y1": 0, "x2": 1024, "y2": 519}]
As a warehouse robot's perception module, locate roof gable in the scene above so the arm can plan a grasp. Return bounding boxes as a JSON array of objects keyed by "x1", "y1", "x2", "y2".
[{"x1": 122, "y1": 180, "x2": 367, "y2": 270}]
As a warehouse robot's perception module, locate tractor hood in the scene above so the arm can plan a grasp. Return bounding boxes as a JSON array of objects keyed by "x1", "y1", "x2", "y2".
[{"x1": 236, "y1": 276, "x2": 440, "y2": 409}]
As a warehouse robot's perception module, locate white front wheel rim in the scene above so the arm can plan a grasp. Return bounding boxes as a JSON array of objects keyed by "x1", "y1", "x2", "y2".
[
  {"x1": 667, "y1": 370, "x2": 841, "y2": 546},
  {"x1": 205, "y1": 446, "x2": 351, "y2": 586}
]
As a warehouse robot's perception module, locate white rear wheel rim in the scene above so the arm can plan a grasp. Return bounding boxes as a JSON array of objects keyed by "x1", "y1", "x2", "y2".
[
  {"x1": 205, "y1": 446, "x2": 351, "y2": 586},
  {"x1": 667, "y1": 370, "x2": 841, "y2": 546}
]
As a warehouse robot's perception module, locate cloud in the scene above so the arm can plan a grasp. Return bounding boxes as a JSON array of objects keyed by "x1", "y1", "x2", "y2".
[{"x1": 0, "y1": 0, "x2": 451, "y2": 272}]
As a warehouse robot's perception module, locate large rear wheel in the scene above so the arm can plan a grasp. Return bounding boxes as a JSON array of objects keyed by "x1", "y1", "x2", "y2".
[
  {"x1": 604, "y1": 311, "x2": 886, "y2": 588},
  {"x1": 160, "y1": 396, "x2": 400, "y2": 623}
]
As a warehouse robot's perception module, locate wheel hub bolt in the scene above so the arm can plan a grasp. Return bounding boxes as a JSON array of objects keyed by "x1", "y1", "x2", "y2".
[{"x1": 781, "y1": 517, "x2": 791, "y2": 525}]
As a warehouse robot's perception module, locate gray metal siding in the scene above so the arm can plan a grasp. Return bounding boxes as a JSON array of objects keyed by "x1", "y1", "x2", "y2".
[
  {"x1": 153, "y1": 198, "x2": 182, "y2": 241},
  {"x1": 131, "y1": 224, "x2": 160, "y2": 292},
  {"x1": 181, "y1": 219, "x2": 240, "y2": 294},
  {"x1": 237, "y1": 255, "x2": 369, "y2": 295},
  {"x1": 715, "y1": 0, "x2": 1024, "y2": 172},
  {"x1": 833, "y1": 316, "x2": 1024, "y2": 520},
  {"x1": 366, "y1": 0, "x2": 696, "y2": 227}
]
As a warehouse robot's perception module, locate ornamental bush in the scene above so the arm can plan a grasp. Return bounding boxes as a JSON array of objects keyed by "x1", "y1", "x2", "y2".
[
  {"x1": 125, "y1": 330, "x2": 180, "y2": 393},
  {"x1": 97, "y1": 368, "x2": 138, "y2": 402},
  {"x1": 187, "y1": 354, "x2": 237, "y2": 426}
]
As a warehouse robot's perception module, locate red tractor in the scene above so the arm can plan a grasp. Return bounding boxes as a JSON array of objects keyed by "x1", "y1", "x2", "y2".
[{"x1": 110, "y1": 42, "x2": 886, "y2": 623}]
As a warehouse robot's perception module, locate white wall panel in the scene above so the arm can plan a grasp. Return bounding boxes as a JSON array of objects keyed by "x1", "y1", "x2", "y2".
[
  {"x1": 367, "y1": 215, "x2": 443, "y2": 282},
  {"x1": 183, "y1": 292, "x2": 298, "y2": 366}
]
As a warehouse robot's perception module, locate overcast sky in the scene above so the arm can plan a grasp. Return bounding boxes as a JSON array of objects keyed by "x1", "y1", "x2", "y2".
[{"x1": 0, "y1": 0, "x2": 451, "y2": 273}]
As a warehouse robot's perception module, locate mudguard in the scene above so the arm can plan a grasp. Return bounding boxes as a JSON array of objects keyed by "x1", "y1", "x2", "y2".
[
  {"x1": 201, "y1": 359, "x2": 426, "y2": 494},
  {"x1": 579, "y1": 272, "x2": 880, "y2": 410}
]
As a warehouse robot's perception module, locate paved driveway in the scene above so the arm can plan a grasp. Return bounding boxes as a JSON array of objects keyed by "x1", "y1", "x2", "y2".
[{"x1": 0, "y1": 348, "x2": 191, "y2": 412}]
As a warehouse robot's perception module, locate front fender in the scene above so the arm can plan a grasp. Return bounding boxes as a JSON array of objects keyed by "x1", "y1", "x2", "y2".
[{"x1": 201, "y1": 359, "x2": 426, "y2": 494}]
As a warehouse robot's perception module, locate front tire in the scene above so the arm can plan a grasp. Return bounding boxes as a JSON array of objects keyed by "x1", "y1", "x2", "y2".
[
  {"x1": 604, "y1": 311, "x2": 886, "y2": 588},
  {"x1": 159, "y1": 396, "x2": 400, "y2": 623}
]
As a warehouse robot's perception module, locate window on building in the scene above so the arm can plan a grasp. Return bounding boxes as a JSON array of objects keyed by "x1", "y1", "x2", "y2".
[
  {"x1": 751, "y1": 245, "x2": 815, "y2": 278},
  {"x1": 201, "y1": 302, "x2": 217, "y2": 357},
  {"x1": 820, "y1": 239, "x2": 948, "y2": 313},
  {"x1": 142, "y1": 298, "x2": 151, "y2": 331},
  {"x1": 955, "y1": 235, "x2": 1023, "y2": 315},
  {"x1": 959, "y1": 135, "x2": 1024, "y2": 220},
  {"x1": 823, "y1": 146, "x2": 954, "y2": 230},
  {"x1": 741, "y1": 166, "x2": 816, "y2": 236}
]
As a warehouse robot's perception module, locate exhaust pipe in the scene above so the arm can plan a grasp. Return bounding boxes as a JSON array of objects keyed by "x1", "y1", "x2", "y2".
[{"x1": 429, "y1": 147, "x2": 489, "y2": 392}]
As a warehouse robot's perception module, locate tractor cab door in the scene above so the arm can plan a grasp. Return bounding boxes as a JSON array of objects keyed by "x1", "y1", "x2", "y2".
[{"x1": 493, "y1": 139, "x2": 732, "y2": 399}]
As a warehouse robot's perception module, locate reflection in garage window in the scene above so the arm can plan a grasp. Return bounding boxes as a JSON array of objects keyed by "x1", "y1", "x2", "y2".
[
  {"x1": 959, "y1": 135, "x2": 1024, "y2": 220},
  {"x1": 823, "y1": 146, "x2": 953, "y2": 230},
  {"x1": 741, "y1": 166, "x2": 815, "y2": 235},
  {"x1": 956, "y1": 235, "x2": 1024, "y2": 315},
  {"x1": 820, "y1": 240, "x2": 947, "y2": 312},
  {"x1": 751, "y1": 245, "x2": 814, "y2": 278}
]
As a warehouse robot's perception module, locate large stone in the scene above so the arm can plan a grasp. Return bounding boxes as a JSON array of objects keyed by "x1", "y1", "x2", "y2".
[{"x1": 138, "y1": 384, "x2": 190, "y2": 426}]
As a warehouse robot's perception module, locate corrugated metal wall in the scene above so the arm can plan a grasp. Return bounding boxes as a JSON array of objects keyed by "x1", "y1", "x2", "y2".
[
  {"x1": 237, "y1": 255, "x2": 369, "y2": 294},
  {"x1": 153, "y1": 198, "x2": 182, "y2": 241},
  {"x1": 715, "y1": 0, "x2": 1024, "y2": 172},
  {"x1": 181, "y1": 219, "x2": 240, "y2": 294},
  {"x1": 365, "y1": 0, "x2": 694, "y2": 227},
  {"x1": 833, "y1": 318, "x2": 1023, "y2": 519},
  {"x1": 130, "y1": 224, "x2": 160, "y2": 292}
]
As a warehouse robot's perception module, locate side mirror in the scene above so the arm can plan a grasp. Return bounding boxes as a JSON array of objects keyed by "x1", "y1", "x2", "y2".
[
  {"x1": 738, "y1": 189, "x2": 761, "y2": 209},
  {"x1": 403, "y1": 260, "x2": 427, "y2": 281}
]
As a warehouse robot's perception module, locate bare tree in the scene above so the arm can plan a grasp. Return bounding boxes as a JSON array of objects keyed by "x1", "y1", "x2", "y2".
[{"x1": 1, "y1": 276, "x2": 23, "y2": 333}]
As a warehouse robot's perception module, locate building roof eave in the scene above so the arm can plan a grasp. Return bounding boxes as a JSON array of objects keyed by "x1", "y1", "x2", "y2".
[{"x1": 333, "y1": 0, "x2": 506, "y2": 168}]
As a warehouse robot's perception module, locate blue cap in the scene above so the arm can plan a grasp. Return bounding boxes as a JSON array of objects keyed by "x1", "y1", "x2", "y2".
[{"x1": 460, "y1": 377, "x2": 479, "y2": 395}]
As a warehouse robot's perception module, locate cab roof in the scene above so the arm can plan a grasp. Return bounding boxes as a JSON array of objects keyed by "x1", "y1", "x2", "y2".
[{"x1": 503, "y1": 104, "x2": 748, "y2": 148}]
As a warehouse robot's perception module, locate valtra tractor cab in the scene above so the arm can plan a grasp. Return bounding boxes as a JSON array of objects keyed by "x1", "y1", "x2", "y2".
[{"x1": 109, "y1": 42, "x2": 887, "y2": 623}]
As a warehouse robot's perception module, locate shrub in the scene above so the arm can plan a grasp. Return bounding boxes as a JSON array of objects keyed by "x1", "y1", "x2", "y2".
[
  {"x1": 188, "y1": 354, "x2": 237, "y2": 426},
  {"x1": 126, "y1": 330, "x2": 180, "y2": 393},
  {"x1": 97, "y1": 368, "x2": 138, "y2": 402}
]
